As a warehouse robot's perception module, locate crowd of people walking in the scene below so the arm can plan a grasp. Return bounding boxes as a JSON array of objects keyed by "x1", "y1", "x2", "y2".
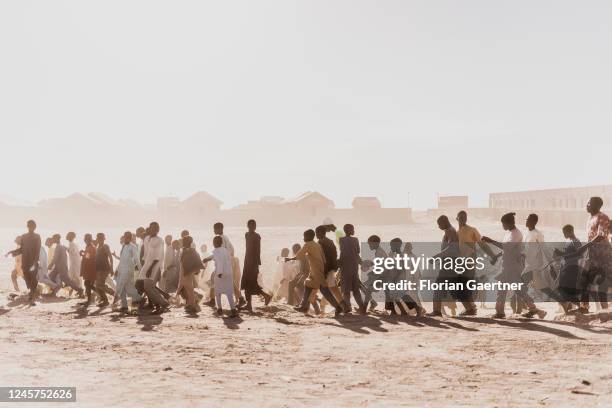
[{"x1": 4, "y1": 197, "x2": 611, "y2": 322}]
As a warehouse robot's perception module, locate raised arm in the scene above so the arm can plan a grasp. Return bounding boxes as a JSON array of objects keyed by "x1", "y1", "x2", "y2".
[
  {"x1": 555, "y1": 241, "x2": 593, "y2": 259},
  {"x1": 481, "y1": 236, "x2": 503, "y2": 250},
  {"x1": 6, "y1": 248, "x2": 22, "y2": 257},
  {"x1": 285, "y1": 246, "x2": 307, "y2": 263}
]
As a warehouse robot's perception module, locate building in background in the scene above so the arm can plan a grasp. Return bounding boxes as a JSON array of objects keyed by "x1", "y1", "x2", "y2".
[
  {"x1": 490, "y1": 185, "x2": 612, "y2": 212},
  {"x1": 180, "y1": 191, "x2": 223, "y2": 216},
  {"x1": 488, "y1": 185, "x2": 612, "y2": 228},
  {"x1": 0, "y1": 189, "x2": 412, "y2": 228},
  {"x1": 233, "y1": 196, "x2": 284, "y2": 210},
  {"x1": 39, "y1": 193, "x2": 102, "y2": 211},
  {"x1": 282, "y1": 191, "x2": 335, "y2": 216},
  {"x1": 157, "y1": 196, "x2": 181, "y2": 224},
  {"x1": 352, "y1": 196, "x2": 382, "y2": 209},
  {"x1": 157, "y1": 196, "x2": 180, "y2": 211},
  {"x1": 32, "y1": 192, "x2": 150, "y2": 227},
  {"x1": 437, "y1": 195, "x2": 469, "y2": 210}
]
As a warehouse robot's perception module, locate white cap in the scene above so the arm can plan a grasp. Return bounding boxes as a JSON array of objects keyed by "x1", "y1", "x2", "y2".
[{"x1": 322, "y1": 217, "x2": 334, "y2": 226}]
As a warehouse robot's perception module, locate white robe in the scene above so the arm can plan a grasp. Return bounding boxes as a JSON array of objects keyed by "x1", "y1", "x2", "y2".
[
  {"x1": 212, "y1": 247, "x2": 234, "y2": 297},
  {"x1": 139, "y1": 236, "x2": 164, "y2": 282},
  {"x1": 68, "y1": 241, "x2": 82, "y2": 286},
  {"x1": 273, "y1": 258, "x2": 298, "y2": 299},
  {"x1": 37, "y1": 247, "x2": 58, "y2": 290},
  {"x1": 523, "y1": 228, "x2": 554, "y2": 290}
]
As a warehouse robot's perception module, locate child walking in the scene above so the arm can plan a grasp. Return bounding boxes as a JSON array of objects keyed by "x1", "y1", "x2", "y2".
[{"x1": 204, "y1": 236, "x2": 238, "y2": 317}]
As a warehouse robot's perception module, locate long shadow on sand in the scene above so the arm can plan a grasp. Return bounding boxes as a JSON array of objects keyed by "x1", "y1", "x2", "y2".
[
  {"x1": 245, "y1": 304, "x2": 389, "y2": 333},
  {"x1": 60, "y1": 306, "x2": 88, "y2": 319},
  {"x1": 320, "y1": 314, "x2": 389, "y2": 334},
  {"x1": 242, "y1": 305, "x2": 320, "y2": 327},
  {"x1": 136, "y1": 314, "x2": 163, "y2": 331},
  {"x1": 6, "y1": 294, "x2": 71, "y2": 307},
  {"x1": 60, "y1": 305, "x2": 113, "y2": 319},
  {"x1": 455, "y1": 316, "x2": 586, "y2": 340},
  {"x1": 6, "y1": 296, "x2": 30, "y2": 308},
  {"x1": 388, "y1": 315, "x2": 480, "y2": 332},
  {"x1": 241, "y1": 305, "x2": 477, "y2": 334},
  {"x1": 222, "y1": 315, "x2": 244, "y2": 330},
  {"x1": 39, "y1": 295, "x2": 73, "y2": 303},
  {"x1": 514, "y1": 316, "x2": 612, "y2": 335}
]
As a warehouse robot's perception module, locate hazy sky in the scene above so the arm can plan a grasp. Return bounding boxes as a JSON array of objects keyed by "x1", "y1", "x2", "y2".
[{"x1": 1, "y1": 1, "x2": 611, "y2": 210}]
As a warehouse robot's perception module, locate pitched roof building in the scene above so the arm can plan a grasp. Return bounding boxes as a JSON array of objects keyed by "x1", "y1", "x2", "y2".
[{"x1": 180, "y1": 191, "x2": 223, "y2": 214}]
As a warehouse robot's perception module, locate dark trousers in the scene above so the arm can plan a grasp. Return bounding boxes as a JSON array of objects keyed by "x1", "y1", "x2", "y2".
[
  {"x1": 432, "y1": 275, "x2": 453, "y2": 313},
  {"x1": 580, "y1": 267, "x2": 608, "y2": 309},
  {"x1": 496, "y1": 288, "x2": 535, "y2": 314},
  {"x1": 318, "y1": 286, "x2": 341, "y2": 309},
  {"x1": 95, "y1": 270, "x2": 111, "y2": 303},
  {"x1": 400, "y1": 293, "x2": 419, "y2": 310},
  {"x1": 385, "y1": 297, "x2": 419, "y2": 311},
  {"x1": 360, "y1": 274, "x2": 379, "y2": 306},
  {"x1": 527, "y1": 284, "x2": 581, "y2": 311},
  {"x1": 23, "y1": 263, "x2": 39, "y2": 298},
  {"x1": 430, "y1": 276, "x2": 474, "y2": 312},
  {"x1": 557, "y1": 286, "x2": 581, "y2": 305},
  {"x1": 558, "y1": 264, "x2": 581, "y2": 304},
  {"x1": 136, "y1": 278, "x2": 169, "y2": 308},
  {"x1": 84, "y1": 279, "x2": 95, "y2": 302},
  {"x1": 432, "y1": 274, "x2": 476, "y2": 313},
  {"x1": 381, "y1": 272, "x2": 419, "y2": 311},
  {"x1": 362, "y1": 287, "x2": 374, "y2": 305},
  {"x1": 341, "y1": 276, "x2": 365, "y2": 310},
  {"x1": 244, "y1": 287, "x2": 265, "y2": 302},
  {"x1": 455, "y1": 270, "x2": 477, "y2": 308},
  {"x1": 300, "y1": 286, "x2": 340, "y2": 310}
]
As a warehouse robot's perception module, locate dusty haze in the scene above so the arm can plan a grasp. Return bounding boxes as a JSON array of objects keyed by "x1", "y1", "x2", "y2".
[{"x1": 1, "y1": 1, "x2": 612, "y2": 210}]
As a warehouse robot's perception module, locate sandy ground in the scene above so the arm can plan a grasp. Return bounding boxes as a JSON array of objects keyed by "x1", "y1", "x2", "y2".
[
  {"x1": 0, "y1": 292, "x2": 610, "y2": 408},
  {"x1": 0, "y1": 215, "x2": 610, "y2": 407}
]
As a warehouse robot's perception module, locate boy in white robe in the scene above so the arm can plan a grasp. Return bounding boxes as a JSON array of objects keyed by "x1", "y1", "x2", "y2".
[
  {"x1": 66, "y1": 232, "x2": 82, "y2": 289},
  {"x1": 37, "y1": 245, "x2": 59, "y2": 292},
  {"x1": 274, "y1": 248, "x2": 296, "y2": 300},
  {"x1": 213, "y1": 222, "x2": 247, "y2": 308},
  {"x1": 204, "y1": 236, "x2": 238, "y2": 317},
  {"x1": 5, "y1": 236, "x2": 24, "y2": 292},
  {"x1": 137, "y1": 222, "x2": 169, "y2": 313},
  {"x1": 520, "y1": 214, "x2": 557, "y2": 317}
]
